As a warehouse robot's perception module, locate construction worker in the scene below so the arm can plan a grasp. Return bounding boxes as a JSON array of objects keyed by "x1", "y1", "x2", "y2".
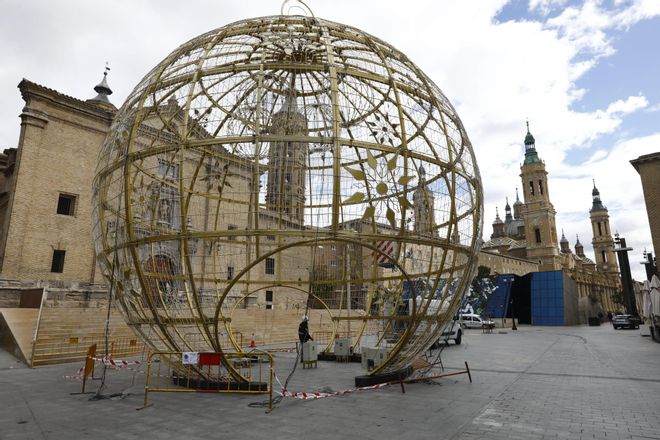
[{"x1": 298, "y1": 316, "x2": 313, "y2": 363}]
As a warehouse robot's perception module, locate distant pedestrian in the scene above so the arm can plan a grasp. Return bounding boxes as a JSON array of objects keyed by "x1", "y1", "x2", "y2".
[
  {"x1": 607, "y1": 311, "x2": 613, "y2": 323},
  {"x1": 597, "y1": 311, "x2": 604, "y2": 323},
  {"x1": 298, "y1": 316, "x2": 313, "y2": 363}
]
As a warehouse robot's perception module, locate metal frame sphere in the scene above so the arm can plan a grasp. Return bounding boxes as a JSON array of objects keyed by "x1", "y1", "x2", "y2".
[{"x1": 92, "y1": 14, "x2": 483, "y2": 379}]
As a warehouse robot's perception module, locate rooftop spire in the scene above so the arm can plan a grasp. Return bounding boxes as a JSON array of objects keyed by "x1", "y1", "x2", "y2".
[
  {"x1": 560, "y1": 229, "x2": 570, "y2": 253},
  {"x1": 523, "y1": 120, "x2": 541, "y2": 165},
  {"x1": 493, "y1": 207, "x2": 503, "y2": 224},
  {"x1": 88, "y1": 63, "x2": 114, "y2": 108},
  {"x1": 575, "y1": 234, "x2": 585, "y2": 257},
  {"x1": 590, "y1": 179, "x2": 607, "y2": 212},
  {"x1": 512, "y1": 187, "x2": 523, "y2": 219}
]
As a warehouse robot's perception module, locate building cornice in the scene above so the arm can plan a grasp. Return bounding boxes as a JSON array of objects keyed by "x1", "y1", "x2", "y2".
[{"x1": 18, "y1": 79, "x2": 116, "y2": 125}]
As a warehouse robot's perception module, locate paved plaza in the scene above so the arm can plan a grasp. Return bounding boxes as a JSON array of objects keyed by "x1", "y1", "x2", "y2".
[{"x1": 1, "y1": 324, "x2": 658, "y2": 440}]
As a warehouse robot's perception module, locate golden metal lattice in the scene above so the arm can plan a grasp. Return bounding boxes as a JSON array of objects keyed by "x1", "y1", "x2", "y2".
[{"x1": 92, "y1": 13, "x2": 483, "y2": 379}]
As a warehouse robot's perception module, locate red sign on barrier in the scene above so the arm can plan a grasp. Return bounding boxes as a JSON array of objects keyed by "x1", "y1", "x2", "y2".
[{"x1": 199, "y1": 353, "x2": 222, "y2": 366}]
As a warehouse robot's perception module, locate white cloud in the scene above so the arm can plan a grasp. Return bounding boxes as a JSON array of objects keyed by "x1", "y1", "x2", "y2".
[
  {"x1": 529, "y1": 0, "x2": 570, "y2": 15},
  {"x1": 605, "y1": 95, "x2": 649, "y2": 115},
  {"x1": 551, "y1": 134, "x2": 660, "y2": 276},
  {"x1": 644, "y1": 102, "x2": 660, "y2": 113}
]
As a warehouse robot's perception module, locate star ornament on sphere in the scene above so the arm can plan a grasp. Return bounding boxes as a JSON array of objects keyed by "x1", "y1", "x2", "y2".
[
  {"x1": 343, "y1": 147, "x2": 416, "y2": 230},
  {"x1": 366, "y1": 113, "x2": 400, "y2": 146}
]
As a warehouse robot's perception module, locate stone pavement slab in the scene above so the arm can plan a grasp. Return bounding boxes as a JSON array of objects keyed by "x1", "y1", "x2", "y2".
[{"x1": 0, "y1": 325, "x2": 658, "y2": 439}]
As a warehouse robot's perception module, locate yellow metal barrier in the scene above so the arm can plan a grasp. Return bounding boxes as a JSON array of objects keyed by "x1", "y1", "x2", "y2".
[
  {"x1": 140, "y1": 351, "x2": 274, "y2": 411},
  {"x1": 32, "y1": 334, "x2": 144, "y2": 367}
]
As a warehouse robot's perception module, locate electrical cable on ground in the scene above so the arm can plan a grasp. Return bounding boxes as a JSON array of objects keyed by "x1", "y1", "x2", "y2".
[
  {"x1": 249, "y1": 152, "x2": 326, "y2": 410},
  {"x1": 90, "y1": 148, "x2": 127, "y2": 402}
]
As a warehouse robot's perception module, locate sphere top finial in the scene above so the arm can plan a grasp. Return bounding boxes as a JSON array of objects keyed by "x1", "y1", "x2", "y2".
[{"x1": 281, "y1": 0, "x2": 315, "y2": 17}]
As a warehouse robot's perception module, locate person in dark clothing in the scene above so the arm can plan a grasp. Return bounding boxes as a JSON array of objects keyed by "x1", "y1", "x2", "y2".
[{"x1": 298, "y1": 316, "x2": 313, "y2": 363}]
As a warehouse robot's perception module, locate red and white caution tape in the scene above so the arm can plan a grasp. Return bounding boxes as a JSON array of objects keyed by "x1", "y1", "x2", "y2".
[
  {"x1": 91, "y1": 356, "x2": 142, "y2": 368},
  {"x1": 63, "y1": 367, "x2": 85, "y2": 380},
  {"x1": 275, "y1": 374, "x2": 392, "y2": 401}
]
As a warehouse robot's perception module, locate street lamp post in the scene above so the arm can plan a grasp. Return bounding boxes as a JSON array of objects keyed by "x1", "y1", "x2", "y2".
[
  {"x1": 614, "y1": 233, "x2": 638, "y2": 316},
  {"x1": 510, "y1": 299, "x2": 517, "y2": 330}
]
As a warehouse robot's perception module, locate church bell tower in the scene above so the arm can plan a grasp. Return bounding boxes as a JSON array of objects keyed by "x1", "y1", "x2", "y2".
[
  {"x1": 589, "y1": 182, "x2": 619, "y2": 274},
  {"x1": 266, "y1": 77, "x2": 308, "y2": 225},
  {"x1": 519, "y1": 122, "x2": 561, "y2": 270}
]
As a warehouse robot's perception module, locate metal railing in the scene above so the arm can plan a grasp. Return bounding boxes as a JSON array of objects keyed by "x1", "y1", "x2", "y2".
[
  {"x1": 140, "y1": 350, "x2": 274, "y2": 410},
  {"x1": 32, "y1": 334, "x2": 144, "y2": 367}
]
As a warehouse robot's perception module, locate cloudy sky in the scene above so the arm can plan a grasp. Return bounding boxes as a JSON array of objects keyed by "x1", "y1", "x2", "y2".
[{"x1": 0, "y1": 0, "x2": 658, "y2": 279}]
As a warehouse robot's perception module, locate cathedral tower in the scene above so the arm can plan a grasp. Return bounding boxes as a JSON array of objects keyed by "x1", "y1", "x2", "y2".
[
  {"x1": 413, "y1": 166, "x2": 436, "y2": 236},
  {"x1": 519, "y1": 122, "x2": 561, "y2": 270},
  {"x1": 266, "y1": 79, "x2": 308, "y2": 225},
  {"x1": 589, "y1": 182, "x2": 619, "y2": 274},
  {"x1": 560, "y1": 230, "x2": 571, "y2": 254},
  {"x1": 490, "y1": 207, "x2": 504, "y2": 239}
]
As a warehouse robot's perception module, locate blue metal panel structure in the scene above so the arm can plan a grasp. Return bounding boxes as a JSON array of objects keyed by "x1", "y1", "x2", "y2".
[{"x1": 530, "y1": 271, "x2": 564, "y2": 326}]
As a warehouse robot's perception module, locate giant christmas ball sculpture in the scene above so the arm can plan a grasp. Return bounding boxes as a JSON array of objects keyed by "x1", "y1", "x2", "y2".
[{"x1": 92, "y1": 13, "x2": 482, "y2": 380}]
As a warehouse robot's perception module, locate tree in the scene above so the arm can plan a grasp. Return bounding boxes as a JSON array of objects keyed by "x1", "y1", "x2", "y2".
[{"x1": 468, "y1": 266, "x2": 497, "y2": 315}]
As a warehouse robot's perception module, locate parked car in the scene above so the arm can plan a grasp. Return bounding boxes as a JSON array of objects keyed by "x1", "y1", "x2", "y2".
[
  {"x1": 612, "y1": 314, "x2": 640, "y2": 330},
  {"x1": 431, "y1": 318, "x2": 463, "y2": 347},
  {"x1": 460, "y1": 313, "x2": 495, "y2": 329}
]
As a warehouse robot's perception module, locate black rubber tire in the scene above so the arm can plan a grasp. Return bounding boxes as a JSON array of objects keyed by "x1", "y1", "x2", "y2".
[
  {"x1": 614, "y1": 326, "x2": 619, "y2": 330},
  {"x1": 454, "y1": 329, "x2": 462, "y2": 345}
]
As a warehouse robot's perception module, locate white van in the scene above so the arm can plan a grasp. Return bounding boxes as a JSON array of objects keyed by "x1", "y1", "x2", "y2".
[{"x1": 459, "y1": 313, "x2": 495, "y2": 329}]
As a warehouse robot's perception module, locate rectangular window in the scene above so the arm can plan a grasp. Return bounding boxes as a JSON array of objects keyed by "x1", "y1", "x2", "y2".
[
  {"x1": 266, "y1": 304, "x2": 273, "y2": 310},
  {"x1": 267, "y1": 235, "x2": 275, "y2": 241},
  {"x1": 50, "y1": 250, "x2": 65, "y2": 273},
  {"x1": 534, "y1": 228, "x2": 542, "y2": 244},
  {"x1": 227, "y1": 266, "x2": 234, "y2": 280},
  {"x1": 228, "y1": 224, "x2": 237, "y2": 240},
  {"x1": 56, "y1": 193, "x2": 76, "y2": 216},
  {"x1": 538, "y1": 180, "x2": 544, "y2": 195},
  {"x1": 265, "y1": 290, "x2": 273, "y2": 302},
  {"x1": 529, "y1": 181, "x2": 535, "y2": 196},
  {"x1": 601, "y1": 250, "x2": 606, "y2": 263},
  {"x1": 158, "y1": 159, "x2": 178, "y2": 180},
  {"x1": 597, "y1": 222, "x2": 602, "y2": 236},
  {"x1": 265, "y1": 257, "x2": 275, "y2": 275}
]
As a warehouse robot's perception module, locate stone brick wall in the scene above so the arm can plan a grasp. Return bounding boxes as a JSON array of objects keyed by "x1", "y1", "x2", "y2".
[
  {"x1": 0, "y1": 290, "x2": 20, "y2": 307},
  {"x1": 0, "y1": 278, "x2": 109, "y2": 308},
  {"x1": 0, "y1": 80, "x2": 113, "y2": 283},
  {"x1": 631, "y1": 153, "x2": 660, "y2": 264},
  {"x1": 478, "y1": 250, "x2": 539, "y2": 276}
]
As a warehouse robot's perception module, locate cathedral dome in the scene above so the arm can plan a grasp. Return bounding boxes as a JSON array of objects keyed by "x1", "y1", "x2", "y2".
[{"x1": 505, "y1": 218, "x2": 524, "y2": 237}]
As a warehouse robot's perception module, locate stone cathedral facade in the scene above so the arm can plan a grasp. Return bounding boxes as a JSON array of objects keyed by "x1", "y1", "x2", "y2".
[
  {"x1": 0, "y1": 73, "x2": 619, "y2": 321},
  {"x1": 482, "y1": 124, "x2": 621, "y2": 317}
]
